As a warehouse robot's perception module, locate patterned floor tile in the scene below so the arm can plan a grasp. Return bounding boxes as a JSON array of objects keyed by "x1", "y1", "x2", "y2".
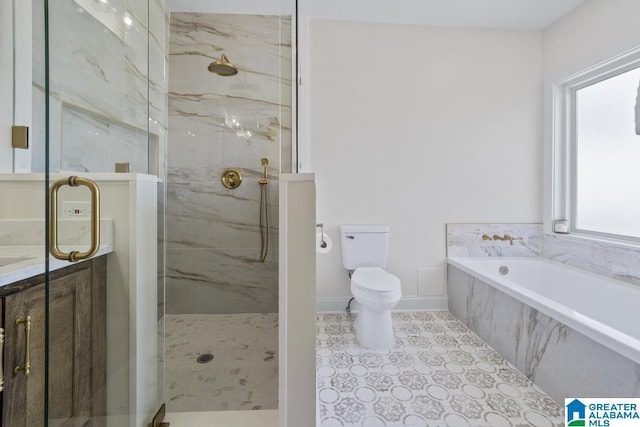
[{"x1": 317, "y1": 312, "x2": 563, "y2": 427}]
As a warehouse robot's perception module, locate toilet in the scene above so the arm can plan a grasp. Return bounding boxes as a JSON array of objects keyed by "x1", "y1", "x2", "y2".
[{"x1": 340, "y1": 224, "x2": 402, "y2": 350}]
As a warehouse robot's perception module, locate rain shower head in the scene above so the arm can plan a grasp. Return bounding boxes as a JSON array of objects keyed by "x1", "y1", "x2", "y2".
[{"x1": 207, "y1": 54, "x2": 238, "y2": 76}]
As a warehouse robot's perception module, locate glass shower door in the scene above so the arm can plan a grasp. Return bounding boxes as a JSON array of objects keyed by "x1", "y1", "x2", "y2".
[
  {"x1": 0, "y1": 1, "x2": 57, "y2": 426},
  {"x1": 41, "y1": 0, "x2": 167, "y2": 425}
]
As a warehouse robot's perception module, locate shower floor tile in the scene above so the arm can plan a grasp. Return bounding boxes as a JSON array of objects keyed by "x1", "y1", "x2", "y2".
[
  {"x1": 165, "y1": 313, "x2": 278, "y2": 412},
  {"x1": 316, "y1": 312, "x2": 564, "y2": 427}
]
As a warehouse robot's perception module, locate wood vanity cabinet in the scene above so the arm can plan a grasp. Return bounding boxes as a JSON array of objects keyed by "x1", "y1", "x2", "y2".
[{"x1": 0, "y1": 256, "x2": 107, "y2": 427}]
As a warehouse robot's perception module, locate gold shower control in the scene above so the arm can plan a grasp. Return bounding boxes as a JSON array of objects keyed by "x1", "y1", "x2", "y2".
[{"x1": 221, "y1": 168, "x2": 243, "y2": 189}]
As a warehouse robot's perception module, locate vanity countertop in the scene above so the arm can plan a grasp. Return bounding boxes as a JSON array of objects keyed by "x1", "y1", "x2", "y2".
[
  {"x1": 0, "y1": 244, "x2": 113, "y2": 287},
  {"x1": 0, "y1": 218, "x2": 114, "y2": 287}
]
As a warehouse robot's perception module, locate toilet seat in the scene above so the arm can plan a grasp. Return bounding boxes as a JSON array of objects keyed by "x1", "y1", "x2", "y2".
[{"x1": 351, "y1": 267, "x2": 400, "y2": 293}]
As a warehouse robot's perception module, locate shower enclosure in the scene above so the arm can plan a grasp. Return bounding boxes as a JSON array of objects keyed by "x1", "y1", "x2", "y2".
[
  {"x1": 164, "y1": 10, "x2": 293, "y2": 412},
  {"x1": 1, "y1": 0, "x2": 294, "y2": 424},
  {"x1": 0, "y1": 0, "x2": 167, "y2": 425}
]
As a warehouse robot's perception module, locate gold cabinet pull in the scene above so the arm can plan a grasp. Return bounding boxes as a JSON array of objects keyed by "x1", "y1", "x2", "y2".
[
  {"x1": 0, "y1": 327, "x2": 4, "y2": 390},
  {"x1": 49, "y1": 176, "x2": 100, "y2": 262},
  {"x1": 14, "y1": 316, "x2": 31, "y2": 376}
]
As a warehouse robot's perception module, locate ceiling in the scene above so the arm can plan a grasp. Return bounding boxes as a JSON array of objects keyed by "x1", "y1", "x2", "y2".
[{"x1": 165, "y1": 0, "x2": 585, "y2": 31}]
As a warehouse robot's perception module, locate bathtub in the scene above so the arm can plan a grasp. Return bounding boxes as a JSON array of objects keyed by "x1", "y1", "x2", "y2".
[{"x1": 447, "y1": 256, "x2": 640, "y2": 402}]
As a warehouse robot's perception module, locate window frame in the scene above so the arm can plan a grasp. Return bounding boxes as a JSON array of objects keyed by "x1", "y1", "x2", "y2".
[{"x1": 546, "y1": 47, "x2": 640, "y2": 243}]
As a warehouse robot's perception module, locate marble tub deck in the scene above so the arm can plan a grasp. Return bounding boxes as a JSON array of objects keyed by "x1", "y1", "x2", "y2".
[
  {"x1": 164, "y1": 313, "x2": 278, "y2": 412},
  {"x1": 317, "y1": 312, "x2": 563, "y2": 427}
]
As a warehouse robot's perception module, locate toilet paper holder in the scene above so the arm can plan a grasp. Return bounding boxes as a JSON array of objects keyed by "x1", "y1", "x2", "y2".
[{"x1": 316, "y1": 223, "x2": 327, "y2": 249}]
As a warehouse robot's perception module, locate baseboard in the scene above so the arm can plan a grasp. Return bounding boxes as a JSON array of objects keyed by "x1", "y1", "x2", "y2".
[{"x1": 316, "y1": 296, "x2": 448, "y2": 313}]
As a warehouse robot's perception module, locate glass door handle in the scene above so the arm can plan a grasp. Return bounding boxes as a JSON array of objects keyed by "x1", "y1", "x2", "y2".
[{"x1": 49, "y1": 176, "x2": 101, "y2": 262}]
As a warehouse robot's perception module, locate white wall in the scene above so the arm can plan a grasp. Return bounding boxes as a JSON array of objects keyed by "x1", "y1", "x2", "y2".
[
  {"x1": 541, "y1": 1, "x2": 640, "y2": 231},
  {"x1": 543, "y1": 0, "x2": 640, "y2": 75},
  {"x1": 308, "y1": 20, "x2": 543, "y2": 302},
  {"x1": 12, "y1": 0, "x2": 32, "y2": 172},
  {"x1": 0, "y1": 0, "x2": 32, "y2": 173},
  {"x1": 0, "y1": 1, "x2": 13, "y2": 172},
  {"x1": 279, "y1": 174, "x2": 316, "y2": 427}
]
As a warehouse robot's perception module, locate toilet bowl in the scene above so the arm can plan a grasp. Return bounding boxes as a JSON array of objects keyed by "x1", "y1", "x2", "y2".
[
  {"x1": 340, "y1": 224, "x2": 402, "y2": 350},
  {"x1": 350, "y1": 267, "x2": 402, "y2": 350}
]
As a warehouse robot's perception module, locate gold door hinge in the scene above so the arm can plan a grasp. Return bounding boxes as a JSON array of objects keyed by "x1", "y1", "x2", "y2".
[
  {"x1": 149, "y1": 403, "x2": 169, "y2": 427},
  {"x1": 11, "y1": 126, "x2": 29, "y2": 149}
]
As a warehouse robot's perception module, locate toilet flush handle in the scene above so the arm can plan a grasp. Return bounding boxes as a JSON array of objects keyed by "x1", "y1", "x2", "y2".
[{"x1": 345, "y1": 235, "x2": 355, "y2": 240}]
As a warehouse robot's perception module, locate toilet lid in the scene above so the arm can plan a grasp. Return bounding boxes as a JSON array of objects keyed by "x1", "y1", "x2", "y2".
[{"x1": 352, "y1": 267, "x2": 401, "y2": 292}]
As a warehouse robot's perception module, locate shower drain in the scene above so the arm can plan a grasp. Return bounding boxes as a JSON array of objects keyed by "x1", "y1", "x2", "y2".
[{"x1": 196, "y1": 353, "x2": 215, "y2": 364}]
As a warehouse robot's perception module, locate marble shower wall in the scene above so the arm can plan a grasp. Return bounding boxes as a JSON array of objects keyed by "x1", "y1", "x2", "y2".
[
  {"x1": 32, "y1": 0, "x2": 168, "y2": 175},
  {"x1": 166, "y1": 13, "x2": 292, "y2": 314}
]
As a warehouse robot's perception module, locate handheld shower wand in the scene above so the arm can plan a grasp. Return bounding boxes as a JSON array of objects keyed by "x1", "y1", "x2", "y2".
[
  {"x1": 259, "y1": 158, "x2": 269, "y2": 185},
  {"x1": 258, "y1": 158, "x2": 269, "y2": 262}
]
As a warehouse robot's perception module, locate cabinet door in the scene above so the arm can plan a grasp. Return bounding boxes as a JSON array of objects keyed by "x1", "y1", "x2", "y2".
[
  {"x1": 3, "y1": 266, "x2": 92, "y2": 427},
  {"x1": 3, "y1": 280, "x2": 46, "y2": 427},
  {"x1": 47, "y1": 266, "x2": 92, "y2": 427}
]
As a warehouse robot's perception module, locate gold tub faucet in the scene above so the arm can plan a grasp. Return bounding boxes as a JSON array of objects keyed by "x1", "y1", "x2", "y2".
[
  {"x1": 482, "y1": 234, "x2": 523, "y2": 245},
  {"x1": 503, "y1": 234, "x2": 523, "y2": 245}
]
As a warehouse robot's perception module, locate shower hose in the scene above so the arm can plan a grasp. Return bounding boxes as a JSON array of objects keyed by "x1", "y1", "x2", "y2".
[
  {"x1": 258, "y1": 181, "x2": 269, "y2": 262},
  {"x1": 258, "y1": 155, "x2": 270, "y2": 264}
]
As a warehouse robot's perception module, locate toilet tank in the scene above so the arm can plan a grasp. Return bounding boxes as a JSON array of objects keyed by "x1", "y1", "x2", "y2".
[{"x1": 340, "y1": 224, "x2": 389, "y2": 270}]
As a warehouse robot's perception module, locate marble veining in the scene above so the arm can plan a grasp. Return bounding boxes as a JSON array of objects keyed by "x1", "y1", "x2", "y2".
[
  {"x1": 448, "y1": 265, "x2": 640, "y2": 403},
  {"x1": 165, "y1": 247, "x2": 278, "y2": 314},
  {"x1": 317, "y1": 312, "x2": 563, "y2": 427},
  {"x1": 60, "y1": 105, "x2": 149, "y2": 173},
  {"x1": 32, "y1": 0, "x2": 168, "y2": 175},
  {"x1": 49, "y1": 0, "x2": 129, "y2": 122},
  {"x1": 466, "y1": 275, "x2": 525, "y2": 369},
  {"x1": 166, "y1": 13, "x2": 291, "y2": 315},
  {"x1": 523, "y1": 311, "x2": 567, "y2": 382},
  {"x1": 446, "y1": 224, "x2": 541, "y2": 257},
  {"x1": 166, "y1": 181, "x2": 279, "y2": 249},
  {"x1": 447, "y1": 223, "x2": 640, "y2": 287},
  {"x1": 542, "y1": 233, "x2": 640, "y2": 287},
  {"x1": 72, "y1": 0, "x2": 130, "y2": 40}
]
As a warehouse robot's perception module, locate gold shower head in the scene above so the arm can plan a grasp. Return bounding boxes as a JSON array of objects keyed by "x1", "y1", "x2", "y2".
[{"x1": 207, "y1": 54, "x2": 238, "y2": 76}]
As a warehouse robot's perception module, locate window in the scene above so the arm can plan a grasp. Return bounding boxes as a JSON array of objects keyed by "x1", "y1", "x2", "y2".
[{"x1": 549, "y1": 49, "x2": 640, "y2": 241}]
